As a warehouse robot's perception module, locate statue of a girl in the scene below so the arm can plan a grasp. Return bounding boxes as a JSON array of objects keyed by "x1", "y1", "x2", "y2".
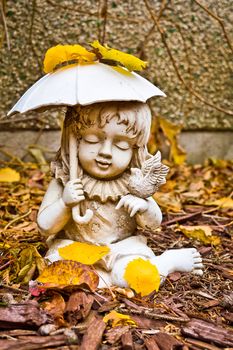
[{"x1": 37, "y1": 101, "x2": 203, "y2": 289}]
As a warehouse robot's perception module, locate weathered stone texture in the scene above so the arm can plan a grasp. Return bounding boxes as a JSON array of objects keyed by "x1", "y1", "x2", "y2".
[{"x1": 0, "y1": 0, "x2": 232, "y2": 129}]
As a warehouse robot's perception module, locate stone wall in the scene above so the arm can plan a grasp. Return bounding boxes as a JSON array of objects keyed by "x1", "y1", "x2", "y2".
[{"x1": 0, "y1": 0, "x2": 232, "y2": 130}]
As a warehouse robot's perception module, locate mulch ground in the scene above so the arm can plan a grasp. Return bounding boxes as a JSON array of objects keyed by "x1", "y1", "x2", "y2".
[{"x1": 0, "y1": 156, "x2": 232, "y2": 350}]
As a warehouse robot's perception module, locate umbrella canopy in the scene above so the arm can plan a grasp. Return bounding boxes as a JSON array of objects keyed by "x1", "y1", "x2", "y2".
[{"x1": 8, "y1": 62, "x2": 165, "y2": 116}]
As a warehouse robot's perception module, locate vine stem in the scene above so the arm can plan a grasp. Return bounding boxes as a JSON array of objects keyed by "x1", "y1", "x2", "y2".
[{"x1": 143, "y1": 0, "x2": 233, "y2": 117}]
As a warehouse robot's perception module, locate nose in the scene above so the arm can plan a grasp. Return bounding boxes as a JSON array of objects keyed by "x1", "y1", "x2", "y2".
[{"x1": 98, "y1": 140, "x2": 112, "y2": 159}]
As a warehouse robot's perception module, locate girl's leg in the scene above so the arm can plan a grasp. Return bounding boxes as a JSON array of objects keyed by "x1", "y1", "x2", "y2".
[{"x1": 111, "y1": 248, "x2": 203, "y2": 288}]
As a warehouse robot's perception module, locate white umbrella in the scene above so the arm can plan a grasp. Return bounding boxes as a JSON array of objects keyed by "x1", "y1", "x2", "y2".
[
  {"x1": 7, "y1": 61, "x2": 165, "y2": 225},
  {"x1": 8, "y1": 62, "x2": 165, "y2": 116}
]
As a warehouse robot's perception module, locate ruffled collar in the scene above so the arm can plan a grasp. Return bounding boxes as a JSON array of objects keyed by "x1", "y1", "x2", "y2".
[{"x1": 82, "y1": 172, "x2": 130, "y2": 203}]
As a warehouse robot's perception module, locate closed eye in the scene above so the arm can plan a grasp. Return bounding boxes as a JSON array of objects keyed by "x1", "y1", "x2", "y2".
[
  {"x1": 115, "y1": 141, "x2": 130, "y2": 150},
  {"x1": 83, "y1": 134, "x2": 100, "y2": 143}
]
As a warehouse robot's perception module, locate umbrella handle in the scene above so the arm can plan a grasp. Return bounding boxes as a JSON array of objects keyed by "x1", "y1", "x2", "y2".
[
  {"x1": 72, "y1": 206, "x2": 93, "y2": 224},
  {"x1": 69, "y1": 129, "x2": 93, "y2": 225}
]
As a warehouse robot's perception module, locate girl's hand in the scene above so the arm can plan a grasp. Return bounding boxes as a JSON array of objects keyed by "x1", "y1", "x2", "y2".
[
  {"x1": 116, "y1": 194, "x2": 148, "y2": 217},
  {"x1": 62, "y1": 179, "x2": 85, "y2": 207}
]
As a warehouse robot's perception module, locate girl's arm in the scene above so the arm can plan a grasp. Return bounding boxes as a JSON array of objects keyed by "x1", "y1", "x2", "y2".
[
  {"x1": 37, "y1": 179, "x2": 71, "y2": 236},
  {"x1": 37, "y1": 178, "x2": 85, "y2": 236},
  {"x1": 116, "y1": 195, "x2": 162, "y2": 232}
]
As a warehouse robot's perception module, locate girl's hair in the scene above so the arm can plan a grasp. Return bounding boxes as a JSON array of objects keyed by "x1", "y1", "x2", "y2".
[{"x1": 51, "y1": 101, "x2": 152, "y2": 183}]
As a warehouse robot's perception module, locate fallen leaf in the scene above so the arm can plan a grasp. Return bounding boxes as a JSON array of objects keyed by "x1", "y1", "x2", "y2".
[
  {"x1": 103, "y1": 310, "x2": 136, "y2": 328},
  {"x1": 58, "y1": 242, "x2": 110, "y2": 265},
  {"x1": 41, "y1": 292, "x2": 66, "y2": 326},
  {"x1": 37, "y1": 260, "x2": 99, "y2": 291},
  {"x1": 153, "y1": 192, "x2": 182, "y2": 213},
  {"x1": 124, "y1": 258, "x2": 160, "y2": 297},
  {"x1": 0, "y1": 168, "x2": 20, "y2": 182},
  {"x1": 64, "y1": 291, "x2": 94, "y2": 324},
  {"x1": 207, "y1": 197, "x2": 233, "y2": 209},
  {"x1": 159, "y1": 117, "x2": 186, "y2": 165},
  {"x1": 176, "y1": 225, "x2": 221, "y2": 246}
]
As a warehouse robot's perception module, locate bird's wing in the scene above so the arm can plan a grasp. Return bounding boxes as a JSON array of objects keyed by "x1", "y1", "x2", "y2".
[
  {"x1": 141, "y1": 151, "x2": 161, "y2": 176},
  {"x1": 142, "y1": 151, "x2": 169, "y2": 189}
]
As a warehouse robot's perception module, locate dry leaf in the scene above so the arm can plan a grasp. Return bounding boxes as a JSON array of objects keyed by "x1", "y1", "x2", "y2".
[
  {"x1": 124, "y1": 258, "x2": 160, "y2": 297},
  {"x1": 0, "y1": 167, "x2": 20, "y2": 182},
  {"x1": 207, "y1": 197, "x2": 233, "y2": 209},
  {"x1": 103, "y1": 310, "x2": 136, "y2": 328},
  {"x1": 159, "y1": 117, "x2": 186, "y2": 164},
  {"x1": 37, "y1": 260, "x2": 99, "y2": 291},
  {"x1": 41, "y1": 292, "x2": 66, "y2": 326},
  {"x1": 176, "y1": 225, "x2": 221, "y2": 246},
  {"x1": 58, "y1": 242, "x2": 110, "y2": 265},
  {"x1": 91, "y1": 40, "x2": 147, "y2": 71},
  {"x1": 153, "y1": 192, "x2": 182, "y2": 213}
]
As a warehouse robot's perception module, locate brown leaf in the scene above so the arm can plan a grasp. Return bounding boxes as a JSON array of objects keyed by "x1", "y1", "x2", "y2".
[
  {"x1": 41, "y1": 292, "x2": 66, "y2": 326},
  {"x1": 37, "y1": 260, "x2": 99, "y2": 292},
  {"x1": 65, "y1": 291, "x2": 94, "y2": 324}
]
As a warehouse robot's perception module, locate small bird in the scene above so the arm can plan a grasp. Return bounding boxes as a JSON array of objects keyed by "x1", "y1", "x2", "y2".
[{"x1": 128, "y1": 151, "x2": 169, "y2": 198}]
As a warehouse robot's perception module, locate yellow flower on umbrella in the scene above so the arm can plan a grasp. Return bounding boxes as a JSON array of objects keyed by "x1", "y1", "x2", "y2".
[
  {"x1": 91, "y1": 40, "x2": 147, "y2": 71},
  {"x1": 43, "y1": 41, "x2": 147, "y2": 74},
  {"x1": 43, "y1": 44, "x2": 96, "y2": 73}
]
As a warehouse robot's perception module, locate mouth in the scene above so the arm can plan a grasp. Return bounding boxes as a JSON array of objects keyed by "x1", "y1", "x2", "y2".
[{"x1": 96, "y1": 159, "x2": 111, "y2": 169}]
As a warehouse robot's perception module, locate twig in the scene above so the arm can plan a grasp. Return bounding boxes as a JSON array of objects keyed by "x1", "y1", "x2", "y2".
[
  {"x1": 45, "y1": 0, "x2": 142, "y2": 24},
  {"x1": 0, "y1": 283, "x2": 28, "y2": 293},
  {"x1": 193, "y1": 0, "x2": 233, "y2": 54},
  {"x1": 98, "y1": 0, "x2": 108, "y2": 44},
  {"x1": 118, "y1": 307, "x2": 189, "y2": 323},
  {"x1": 0, "y1": 115, "x2": 43, "y2": 124},
  {"x1": 136, "y1": 0, "x2": 169, "y2": 59},
  {"x1": 0, "y1": 0, "x2": 10, "y2": 50},
  {"x1": 3, "y1": 209, "x2": 32, "y2": 231},
  {"x1": 0, "y1": 261, "x2": 12, "y2": 271},
  {"x1": 162, "y1": 210, "x2": 202, "y2": 226},
  {"x1": 143, "y1": 0, "x2": 233, "y2": 116}
]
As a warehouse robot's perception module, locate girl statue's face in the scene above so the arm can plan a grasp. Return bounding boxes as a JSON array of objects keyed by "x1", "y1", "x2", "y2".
[{"x1": 78, "y1": 117, "x2": 135, "y2": 179}]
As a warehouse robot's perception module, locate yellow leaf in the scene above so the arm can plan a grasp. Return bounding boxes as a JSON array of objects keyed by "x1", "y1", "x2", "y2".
[
  {"x1": 43, "y1": 44, "x2": 96, "y2": 73},
  {"x1": 207, "y1": 197, "x2": 233, "y2": 209},
  {"x1": 103, "y1": 310, "x2": 136, "y2": 327},
  {"x1": 153, "y1": 192, "x2": 182, "y2": 213},
  {"x1": 91, "y1": 40, "x2": 147, "y2": 71},
  {"x1": 58, "y1": 242, "x2": 110, "y2": 265},
  {"x1": 159, "y1": 117, "x2": 186, "y2": 165},
  {"x1": 176, "y1": 225, "x2": 221, "y2": 246},
  {"x1": 37, "y1": 260, "x2": 99, "y2": 291},
  {"x1": 124, "y1": 258, "x2": 160, "y2": 297},
  {"x1": 0, "y1": 167, "x2": 20, "y2": 182}
]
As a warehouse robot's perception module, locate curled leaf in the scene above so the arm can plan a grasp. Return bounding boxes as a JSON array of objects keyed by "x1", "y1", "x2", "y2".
[
  {"x1": 159, "y1": 117, "x2": 186, "y2": 165},
  {"x1": 176, "y1": 225, "x2": 221, "y2": 246},
  {"x1": 103, "y1": 310, "x2": 136, "y2": 327},
  {"x1": 0, "y1": 167, "x2": 20, "y2": 182},
  {"x1": 124, "y1": 258, "x2": 160, "y2": 297},
  {"x1": 91, "y1": 40, "x2": 147, "y2": 71},
  {"x1": 43, "y1": 44, "x2": 96, "y2": 73},
  {"x1": 58, "y1": 242, "x2": 110, "y2": 265},
  {"x1": 37, "y1": 260, "x2": 99, "y2": 292}
]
